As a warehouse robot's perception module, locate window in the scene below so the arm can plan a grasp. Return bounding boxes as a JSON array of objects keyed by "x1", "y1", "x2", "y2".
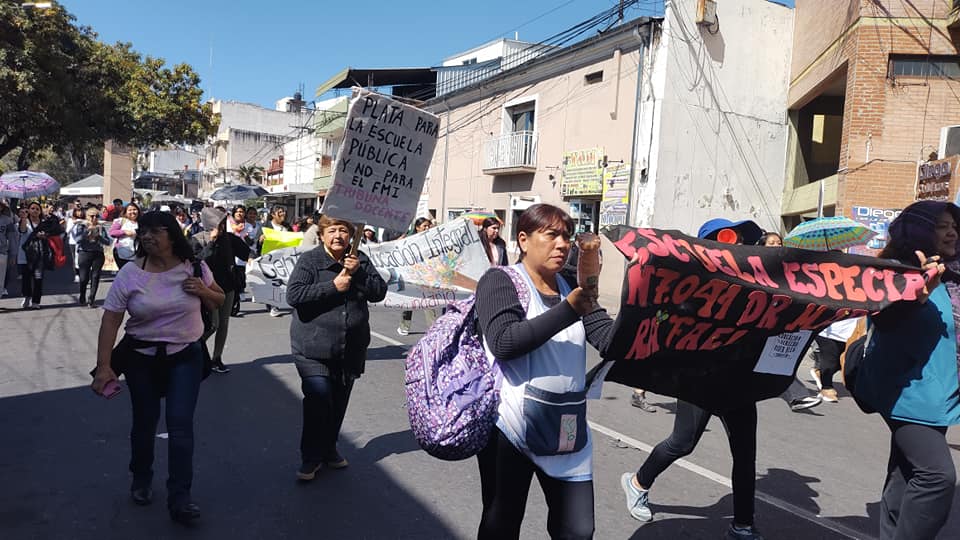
[
  {"x1": 584, "y1": 71, "x2": 604, "y2": 85},
  {"x1": 507, "y1": 102, "x2": 535, "y2": 132},
  {"x1": 462, "y1": 57, "x2": 478, "y2": 65},
  {"x1": 889, "y1": 55, "x2": 960, "y2": 78}
]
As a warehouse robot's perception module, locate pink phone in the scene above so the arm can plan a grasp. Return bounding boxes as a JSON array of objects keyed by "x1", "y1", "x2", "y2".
[{"x1": 101, "y1": 380, "x2": 123, "y2": 399}]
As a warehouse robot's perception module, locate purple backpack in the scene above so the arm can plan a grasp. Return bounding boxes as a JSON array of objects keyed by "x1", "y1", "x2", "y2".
[{"x1": 405, "y1": 266, "x2": 530, "y2": 460}]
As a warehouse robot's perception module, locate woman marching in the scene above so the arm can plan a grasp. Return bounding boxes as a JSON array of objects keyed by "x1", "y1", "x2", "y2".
[
  {"x1": 17, "y1": 201, "x2": 63, "y2": 309},
  {"x1": 72, "y1": 207, "x2": 112, "y2": 307},
  {"x1": 473, "y1": 203, "x2": 614, "y2": 539},
  {"x1": 109, "y1": 203, "x2": 141, "y2": 269},
  {"x1": 226, "y1": 205, "x2": 252, "y2": 317},
  {"x1": 855, "y1": 200, "x2": 960, "y2": 540},
  {"x1": 91, "y1": 211, "x2": 224, "y2": 524},
  {"x1": 287, "y1": 216, "x2": 387, "y2": 480},
  {"x1": 479, "y1": 217, "x2": 509, "y2": 266}
]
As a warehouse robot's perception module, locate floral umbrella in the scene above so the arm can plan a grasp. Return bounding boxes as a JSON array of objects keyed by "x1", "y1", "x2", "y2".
[
  {"x1": 459, "y1": 211, "x2": 500, "y2": 225},
  {"x1": 783, "y1": 216, "x2": 877, "y2": 252},
  {"x1": 0, "y1": 171, "x2": 60, "y2": 199}
]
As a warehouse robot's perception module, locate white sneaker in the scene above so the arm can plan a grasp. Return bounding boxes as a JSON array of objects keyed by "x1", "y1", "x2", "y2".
[
  {"x1": 73, "y1": 275, "x2": 79, "y2": 283},
  {"x1": 397, "y1": 326, "x2": 409, "y2": 336},
  {"x1": 21, "y1": 298, "x2": 31, "y2": 309},
  {"x1": 269, "y1": 306, "x2": 282, "y2": 317}
]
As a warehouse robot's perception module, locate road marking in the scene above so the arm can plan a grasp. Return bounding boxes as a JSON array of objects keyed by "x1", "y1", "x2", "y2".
[
  {"x1": 371, "y1": 331, "x2": 405, "y2": 347},
  {"x1": 588, "y1": 421, "x2": 876, "y2": 540}
]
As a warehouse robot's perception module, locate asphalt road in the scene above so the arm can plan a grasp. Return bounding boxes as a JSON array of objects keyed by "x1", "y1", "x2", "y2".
[{"x1": 1, "y1": 264, "x2": 958, "y2": 539}]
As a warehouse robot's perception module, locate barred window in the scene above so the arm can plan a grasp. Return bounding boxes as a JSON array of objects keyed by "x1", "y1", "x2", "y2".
[{"x1": 889, "y1": 55, "x2": 960, "y2": 78}]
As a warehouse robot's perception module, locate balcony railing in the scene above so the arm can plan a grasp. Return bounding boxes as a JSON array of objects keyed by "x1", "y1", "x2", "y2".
[{"x1": 482, "y1": 130, "x2": 538, "y2": 175}]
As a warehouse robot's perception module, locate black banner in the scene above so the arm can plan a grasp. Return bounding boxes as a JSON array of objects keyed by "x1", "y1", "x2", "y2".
[{"x1": 602, "y1": 226, "x2": 930, "y2": 413}]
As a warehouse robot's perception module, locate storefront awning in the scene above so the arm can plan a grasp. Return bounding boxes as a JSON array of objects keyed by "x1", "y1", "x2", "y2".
[{"x1": 315, "y1": 67, "x2": 436, "y2": 99}]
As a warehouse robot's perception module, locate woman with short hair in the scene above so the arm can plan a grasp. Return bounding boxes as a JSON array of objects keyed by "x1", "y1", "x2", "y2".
[
  {"x1": 17, "y1": 201, "x2": 63, "y2": 309},
  {"x1": 72, "y1": 207, "x2": 112, "y2": 308}
]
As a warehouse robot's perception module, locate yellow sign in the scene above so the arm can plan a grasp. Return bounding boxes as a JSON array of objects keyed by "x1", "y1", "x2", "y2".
[
  {"x1": 561, "y1": 147, "x2": 604, "y2": 197},
  {"x1": 261, "y1": 227, "x2": 304, "y2": 255}
]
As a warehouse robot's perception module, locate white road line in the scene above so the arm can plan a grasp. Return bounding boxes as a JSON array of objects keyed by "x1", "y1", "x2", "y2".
[
  {"x1": 588, "y1": 421, "x2": 876, "y2": 540},
  {"x1": 370, "y1": 331, "x2": 405, "y2": 347}
]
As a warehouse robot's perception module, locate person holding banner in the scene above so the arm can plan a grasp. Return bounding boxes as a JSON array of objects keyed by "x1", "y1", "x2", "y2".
[
  {"x1": 473, "y1": 204, "x2": 615, "y2": 540},
  {"x1": 620, "y1": 218, "x2": 765, "y2": 540},
  {"x1": 262, "y1": 205, "x2": 292, "y2": 317},
  {"x1": 287, "y1": 215, "x2": 387, "y2": 481},
  {"x1": 855, "y1": 200, "x2": 960, "y2": 540},
  {"x1": 397, "y1": 217, "x2": 439, "y2": 335}
]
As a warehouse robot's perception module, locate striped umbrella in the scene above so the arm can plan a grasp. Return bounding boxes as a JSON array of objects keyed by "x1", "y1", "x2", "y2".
[
  {"x1": 0, "y1": 170, "x2": 60, "y2": 199},
  {"x1": 783, "y1": 216, "x2": 877, "y2": 252},
  {"x1": 459, "y1": 211, "x2": 500, "y2": 225}
]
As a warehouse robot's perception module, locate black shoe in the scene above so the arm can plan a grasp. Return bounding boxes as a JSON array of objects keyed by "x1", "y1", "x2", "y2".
[
  {"x1": 130, "y1": 487, "x2": 153, "y2": 506},
  {"x1": 78, "y1": 296, "x2": 86, "y2": 305},
  {"x1": 211, "y1": 362, "x2": 230, "y2": 374},
  {"x1": 88, "y1": 301, "x2": 97, "y2": 309},
  {"x1": 323, "y1": 453, "x2": 349, "y2": 469},
  {"x1": 296, "y1": 462, "x2": 321, "y2": 481},
  {"x1": 169, "y1": 502, "x2": 201, "y2": 524}
]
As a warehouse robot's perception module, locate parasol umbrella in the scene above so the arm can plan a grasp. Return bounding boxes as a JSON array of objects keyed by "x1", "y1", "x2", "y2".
[
  {"x1": 459, "y1": 210, "x2": 500, "y2": 225},
  {"x1": 0, "y1": 171, "x2": 60, "y2": 199},
  {"x1": 783, "y1": 216, "x2": 877, "y2": 252},
  {"x1": 209, "y1": 184, "x2": 268, "y2": 202}
]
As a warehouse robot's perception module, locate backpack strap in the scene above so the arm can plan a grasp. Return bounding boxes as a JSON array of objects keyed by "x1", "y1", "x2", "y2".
[{"x1": 498, "y1": 265, "x2": 532, "y2": 312}]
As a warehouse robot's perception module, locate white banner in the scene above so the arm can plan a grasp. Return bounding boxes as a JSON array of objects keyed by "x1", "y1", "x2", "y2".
[
  {"x1": 246, "y1": 218, "x2": 490, "y2": 311},
  {"x1": 320, "y1": 89, "x2": 440, "y2": 231}
]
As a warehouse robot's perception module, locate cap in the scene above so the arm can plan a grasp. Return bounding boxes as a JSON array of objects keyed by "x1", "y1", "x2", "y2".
[{"x1": 698, "y1": 218, "x2": 763, "y2": 244}]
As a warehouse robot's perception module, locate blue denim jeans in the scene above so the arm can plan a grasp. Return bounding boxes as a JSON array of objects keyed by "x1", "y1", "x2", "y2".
[
  {"x1": 300, "y1": 374, "x2": 354, "y2": 463},
  {"x1": 124, "y1": 342, "x2": 203, "y2": 507}
]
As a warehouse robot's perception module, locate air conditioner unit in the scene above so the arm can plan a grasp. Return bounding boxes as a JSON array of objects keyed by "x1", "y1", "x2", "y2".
[
  {"x1": 696, "y1": 0, "x2": 718, "y2": 27},
  {"x1": 938, "y1": 125, "x2": 960, "y2": 158}
]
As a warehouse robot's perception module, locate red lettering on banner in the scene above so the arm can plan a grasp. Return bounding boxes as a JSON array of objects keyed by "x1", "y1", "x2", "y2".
[
  {"x1": 736, "y1": 290, "x2": 769, "y2": 326},
  {"x1": 627, "y1": 264, "x2": 656, "y2": 306},
  {"x1": 626, "y1": 317, "x2": 661, "y2": 360},
  {"x1": 675, "y1": 322, "x2": 712, "y2": 350},
  {"x1": 705, "y1": 249, "x2": 731, "y2": 276},
  {"x1": 840, "y1": 265, "x2": 867, "y2": 302},
  {"x1": 672, "y1": 275, "x2": 701, "y2": 304},
  {"x1": 719, "y1": 250, "x2": 757, "y2": 284},
  {"x1": 820, "y1": 263, "x2": 845, "y2": 300},
  {"x1": 862, "y1": 268, "x2": 886, "y2": 302},
  {"x1": 637, "y1": 229, "x2": 670, "y2": 257},
  {"x1": 756, "y1": 294, "x2": 793, "y2": 329},
  {"x1": 883, "y1": 269, "x2": 903, "y2": 302},
  {"x1": 747, "y1": 256, "x2": 778, "y2": 288},
  {"x1": 665, "y1": 315, "x2": 695, "y2": 347},
  {"x1": 692, "y1": 244, "x2": 719, "y2": 272},
  {"x1": 692, "y1": 279, "x2": 727, "y2": 318},
  {"x1": 714, "y1": 284, "x2": 742, "y2": 320},
  {"x1": 801, "y1": 264, "x2": 827, "y2": 297},
  {"x1": 783, "y1": 262, "x2": 808, "y2": 294},
  {"x1": 653, "y1": 269, "x2": 681, "y2": 304},
  {"x1": 899, "y1": 272, "x2": 925, "y2": 301},
  {"x1": 661, "y1": 233, "x2": 691, "y2": 262},
  {"x1": 784, "y1": 303, "x2": 830, "y2": 331},
  {"x1": 701, "y1": 327, "x2": 737, "y2": 350},
  {"x1": 614, "y1": 230, "x2": 638, "y2": 258}
]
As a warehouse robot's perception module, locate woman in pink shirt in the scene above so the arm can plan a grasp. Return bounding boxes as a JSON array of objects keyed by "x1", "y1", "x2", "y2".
[{"x1": 92, "y1": 211, "x2": 224, "y2": 524}]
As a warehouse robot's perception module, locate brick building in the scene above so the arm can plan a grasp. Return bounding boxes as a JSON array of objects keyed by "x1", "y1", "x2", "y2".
[{"x1": 785, "y1": 0, "x2": 960, "y2": 248}]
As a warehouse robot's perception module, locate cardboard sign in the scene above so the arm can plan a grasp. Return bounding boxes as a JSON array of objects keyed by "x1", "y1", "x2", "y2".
[
  {"x1": 601, "y1": 226, "x2": 929, "y2": 413},
  {"x1": 321, "y1": 89, "x2": 440, "y2": 230}
]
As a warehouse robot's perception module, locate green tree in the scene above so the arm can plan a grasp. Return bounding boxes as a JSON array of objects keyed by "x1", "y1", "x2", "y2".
[
  {"x1": 0, "y1": 1, "x2": 217, "y2": 170},
  {"x1": 237, "y1": 165, "x2": 265, "y2": 184}
]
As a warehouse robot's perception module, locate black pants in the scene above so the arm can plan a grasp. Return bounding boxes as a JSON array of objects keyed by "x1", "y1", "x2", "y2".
[
  {"x1": 880, "y1": 419, "x2": 956, "y2": 540},
  {"x1": 18, "y1": 264, "x2": 42, "y2": 303},
  {"x1": 637, "y1": 400, "x2": 757, "y2": 526},
  {"x1": 77, "y1": 251, "x2": 104, "y2": 303},
  {"x1": 300, "y1": 374, "x2": 354, "y2": 463},
  {"x1": 477, "y1": 429, "x2": 594, "y2": 540},
  {"x1": 231, "y1": 267, "x2": 245, "y2": 314},
  {"x1": 815, "y1": 337, "x2": 846, "y2": 389}
]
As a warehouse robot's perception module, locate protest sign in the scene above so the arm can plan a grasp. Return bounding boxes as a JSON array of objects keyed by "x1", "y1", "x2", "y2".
[
  {"x1": 246, "y1": 218, "x2": 489, "y2": 311},
  {"x1": 261, "y1": 227, "x2": 303, "y2": 255},
  {"x1": 600, "y1": 226, "x2": 930, "y2": 413},
  {"x1": 320, "y1": 89, "x2": 440, "y2": 231},
  {"x1": 362, "y1": 218, "x2": 490, "y2": 309}
]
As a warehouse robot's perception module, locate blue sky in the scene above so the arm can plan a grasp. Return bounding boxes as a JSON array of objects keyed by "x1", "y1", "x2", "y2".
[{"x1": 61, "y1": 0, "x2": 792, "y2": 108}]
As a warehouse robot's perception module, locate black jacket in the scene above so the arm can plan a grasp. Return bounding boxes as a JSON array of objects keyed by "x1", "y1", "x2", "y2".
[
  {"x1": 287, "y1": 247, "x2": 387, "y2": 378},
  {"x1": 191, "y1": 232, "x2": 251, "y2": 293}
]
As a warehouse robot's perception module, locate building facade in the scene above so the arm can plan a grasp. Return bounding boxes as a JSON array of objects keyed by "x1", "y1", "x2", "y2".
[{"x1": 786, "y1": 0, "x2": 960, "y2": 246}]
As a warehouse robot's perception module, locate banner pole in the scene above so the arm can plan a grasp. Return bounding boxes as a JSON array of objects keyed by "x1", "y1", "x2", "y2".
[{"x1": 350, "y1": 223, "x2": 364, "y2": 256}]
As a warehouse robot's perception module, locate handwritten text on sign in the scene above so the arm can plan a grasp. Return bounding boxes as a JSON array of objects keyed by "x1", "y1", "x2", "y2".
[{"x1": 321, "y1": 90, "x2": 440, "y2": 231}]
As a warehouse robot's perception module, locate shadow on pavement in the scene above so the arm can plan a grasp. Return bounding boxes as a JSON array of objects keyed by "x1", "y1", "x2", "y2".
[{"x1": 0, "y1": 355, "x2": 459, "y2": 539}]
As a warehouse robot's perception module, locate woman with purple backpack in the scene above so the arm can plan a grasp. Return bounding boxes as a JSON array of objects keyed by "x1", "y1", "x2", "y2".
[{"x1": 473, "y1": 203, "x2": 615, "y2": 540}]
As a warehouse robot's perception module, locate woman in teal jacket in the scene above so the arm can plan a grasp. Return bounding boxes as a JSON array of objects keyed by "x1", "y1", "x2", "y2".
[{"x1": 857, "y1": 200, "x2": 960, "y2": 540}]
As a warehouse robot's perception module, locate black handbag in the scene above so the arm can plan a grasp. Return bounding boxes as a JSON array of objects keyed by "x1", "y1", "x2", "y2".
[{"x1": 192, "y1": 259, "x2": 215, "y2": 335}]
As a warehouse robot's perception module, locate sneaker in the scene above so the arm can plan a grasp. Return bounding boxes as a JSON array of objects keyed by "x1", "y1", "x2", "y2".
[
  {"x1": 211, "y1": 363, "x2": 230, "y2": 374},
  {"x1": 631, "y1": 393, "x2": 656, "y2": 412},
  {"x1": 396, "y1": 326, "x2": 409, "y2": 336},
  {"x1": 809, "y1": 368, "x2": 822, "y2": 390},
  {"x1": 323, "y1": 453, "x2": 349, "y2": 469},
  {"x1": 296, "y1": 462, "x2": 321, "y2": 481},
  {"x1": 1, "y1": 288, "x2": 7, "y2": 297},
  {"x1": 789, "y1": 395, "x2": 822, "y2": 412},
  {"x1": 620, "y1": 472, "x2": 653, "y2": 522},
  {"x1": 820, "y1": 388, "x2": 839, "y2": 402},
  {"x1": 73, "y1": 275, "x2": 79, "y2": 283},
  {"x1": 269, "y1": 306, "x2": 282, "y2": 317},
  {"x1": 20, "y1": 298, "x2": 30, "y2": 309},
  {"x1": 725, "y1": 523, "x2": 765, "y2": 540}
]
